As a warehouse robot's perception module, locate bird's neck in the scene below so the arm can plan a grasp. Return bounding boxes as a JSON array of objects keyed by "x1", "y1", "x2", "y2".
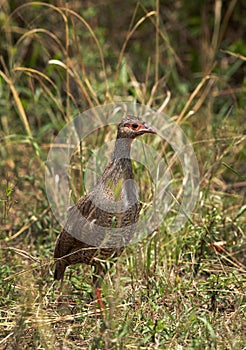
[
  {"x1": 95, "y1": 136, "x2": 136, "y2": 205},
  {"x1": 110, "y1": 137, "x2": 134, "y2": 183},
  {"x1": 112, "y1": 138, "x2": 133, "y2": 161}
]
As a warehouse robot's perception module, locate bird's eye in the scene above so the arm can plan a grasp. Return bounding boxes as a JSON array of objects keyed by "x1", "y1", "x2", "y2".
[{"x1": 131, "y1": 123, "x2": 139, "y2": 129}]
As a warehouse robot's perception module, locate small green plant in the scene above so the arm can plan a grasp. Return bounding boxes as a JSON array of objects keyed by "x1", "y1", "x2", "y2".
[
  {"x1": 1, "y1": 180, "x2": 15, "y2": 224},
  {"x1": 0, "y1": 1, "x2": 245, "y2": 349}
]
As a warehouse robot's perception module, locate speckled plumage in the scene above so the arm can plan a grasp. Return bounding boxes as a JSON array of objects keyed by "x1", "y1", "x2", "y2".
[{"x1": 54, "y1": 115, "x2": 156, "y2": 286}]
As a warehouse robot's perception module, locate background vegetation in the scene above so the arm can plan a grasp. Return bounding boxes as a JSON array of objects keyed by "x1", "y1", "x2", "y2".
[{"x1": 0, "y1": 0, "x2": 245, "y2": 349}]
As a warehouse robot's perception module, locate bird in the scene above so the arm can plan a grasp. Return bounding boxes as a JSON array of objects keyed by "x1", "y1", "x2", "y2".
[{"x1": 54, "y1": 115, "x2": 156, "y2": 306}]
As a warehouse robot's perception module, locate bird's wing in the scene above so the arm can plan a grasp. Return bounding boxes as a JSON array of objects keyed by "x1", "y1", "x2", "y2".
[
  {"x1": 55, "y1": 189, "x2": 141, "y2": 252},
  {"x1": 54, "y1": 194, "x2": 93, "y2": 258}
]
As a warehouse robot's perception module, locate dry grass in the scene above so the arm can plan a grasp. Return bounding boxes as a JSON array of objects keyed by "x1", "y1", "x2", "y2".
[{"x1": 0, "y1": 1, "x2": 245, "y2": 349}]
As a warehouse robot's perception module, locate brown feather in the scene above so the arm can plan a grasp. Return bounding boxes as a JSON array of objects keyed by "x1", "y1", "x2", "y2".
[{"x1": 53, "y1": 115, "x2": 155, "y2": 285}]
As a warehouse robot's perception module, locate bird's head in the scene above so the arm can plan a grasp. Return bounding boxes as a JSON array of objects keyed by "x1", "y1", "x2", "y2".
[{"x1": 117, "y1": 115, "x2": 156, "y2": 139}]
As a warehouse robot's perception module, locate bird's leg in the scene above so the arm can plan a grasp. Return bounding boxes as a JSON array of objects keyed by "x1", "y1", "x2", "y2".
[
  {"x1": 59, "y1": 276, "x2": 64, "y2": 294},
  {"x1": 93, "y1": 264, "x2": 110, "y2": 332},
  {"x1": 95, "y1": 287, "x2": 104, "y2": 311},
  {"x1": 93, "y1": 264, "x2": 106, "y2": 314}
]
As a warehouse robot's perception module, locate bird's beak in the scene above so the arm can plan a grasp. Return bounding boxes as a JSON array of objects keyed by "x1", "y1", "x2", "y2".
[{"x1": 139, "y1": 124, "x2": 157, "y2": 135}]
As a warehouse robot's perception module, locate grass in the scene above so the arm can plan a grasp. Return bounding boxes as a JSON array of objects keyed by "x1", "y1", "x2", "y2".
[{"x1": 0, "y1": 1, "x2": 245, "y2": 349}]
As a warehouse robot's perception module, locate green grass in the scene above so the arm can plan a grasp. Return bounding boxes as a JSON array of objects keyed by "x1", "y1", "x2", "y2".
[{"x1": 0, "y1": 1, "x2": 245, "y2": 349}]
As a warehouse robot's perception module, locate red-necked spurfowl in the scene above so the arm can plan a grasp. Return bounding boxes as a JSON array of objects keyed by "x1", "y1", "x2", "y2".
[{"x1": 54, "y1": 115, "x2": 156, "y2": 307}]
